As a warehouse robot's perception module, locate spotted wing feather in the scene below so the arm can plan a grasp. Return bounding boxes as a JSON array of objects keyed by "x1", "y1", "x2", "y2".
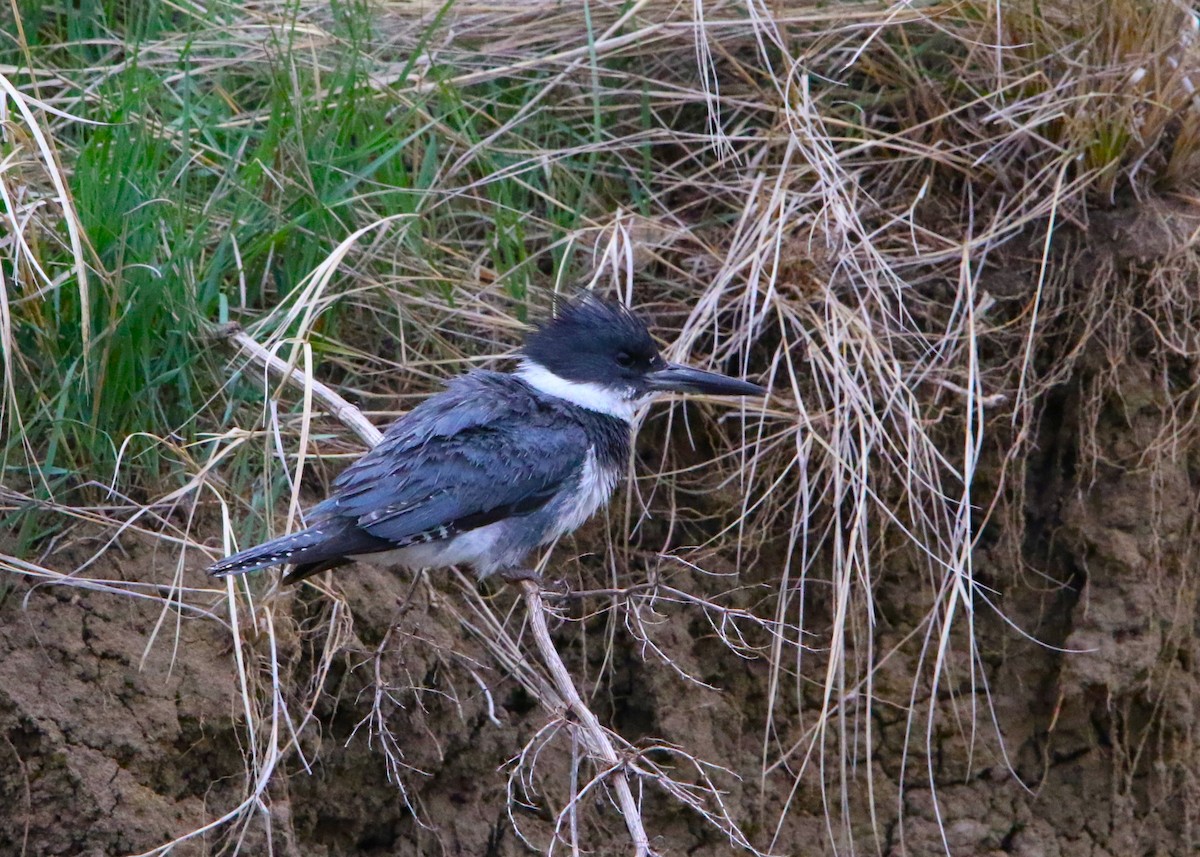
[
  {"x1": 208, "y1": 524, "x2": 390, "y2": 578},
  {"x1": 312, "y1": 372, "x2": 589, "y2": 545}
]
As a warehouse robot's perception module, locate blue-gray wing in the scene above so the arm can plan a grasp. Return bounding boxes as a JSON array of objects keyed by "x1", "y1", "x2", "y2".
[{"x1": 310, "y1": 372, "x2": 587, "y2": 544}]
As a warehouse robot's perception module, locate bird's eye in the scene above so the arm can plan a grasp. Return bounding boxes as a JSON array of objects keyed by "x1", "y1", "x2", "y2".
[{"x1": 615, "y1": 352, "x2": 634, "y2": 368}]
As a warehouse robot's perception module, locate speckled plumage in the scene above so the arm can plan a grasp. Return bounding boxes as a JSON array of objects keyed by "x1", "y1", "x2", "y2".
[{"x1": 209, "y1": 370, "x2": 630, "y2": 582}]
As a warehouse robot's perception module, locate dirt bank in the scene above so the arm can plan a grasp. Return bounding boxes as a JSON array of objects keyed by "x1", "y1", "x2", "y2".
[{"x1": 5, "y1": 286, "x2": 1200, "y2": 855}]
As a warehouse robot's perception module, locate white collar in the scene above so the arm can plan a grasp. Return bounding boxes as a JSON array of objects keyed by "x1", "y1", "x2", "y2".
[{"x1": 515, "y1": 361, "x2": 639, "y2": 422}]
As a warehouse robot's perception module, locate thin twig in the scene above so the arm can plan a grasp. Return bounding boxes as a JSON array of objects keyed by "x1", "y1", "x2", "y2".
[
  {"x1": 209, "y1": 321, "x2": 384, "y2": 447},
  {"x1": 518, "y1": 579, "x2": 654, "y2": 857}
]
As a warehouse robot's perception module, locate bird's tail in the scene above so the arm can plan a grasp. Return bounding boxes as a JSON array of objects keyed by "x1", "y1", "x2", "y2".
[{"x1": 208, "y1": 527, "x2": 333, "y2": 578}]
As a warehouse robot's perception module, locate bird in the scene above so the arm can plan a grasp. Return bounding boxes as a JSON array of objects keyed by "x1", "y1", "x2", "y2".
[{"x1": 208, "y1": 293, "x2": 766, "y2": 585}]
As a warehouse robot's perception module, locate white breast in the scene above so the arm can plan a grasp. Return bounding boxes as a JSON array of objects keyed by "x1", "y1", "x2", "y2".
[{"x1": 548, "y1": 446, "x2": 620, "y2": 541}]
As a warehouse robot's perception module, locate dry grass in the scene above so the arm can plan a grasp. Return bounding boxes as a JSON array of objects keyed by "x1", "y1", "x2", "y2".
[{"x1": 5, "y1": 0, "x2": 1200, "y2": 854}]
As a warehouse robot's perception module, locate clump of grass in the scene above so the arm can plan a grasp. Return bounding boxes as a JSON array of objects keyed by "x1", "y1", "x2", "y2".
[{"x1": 0, "y1": 1, "x2": 638, "y2": 542}]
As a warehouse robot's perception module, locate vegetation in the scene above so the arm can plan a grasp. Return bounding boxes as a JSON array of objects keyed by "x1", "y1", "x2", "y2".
[{"x1": 3, "y1": 0, "x2": 1200, "y2": 854}]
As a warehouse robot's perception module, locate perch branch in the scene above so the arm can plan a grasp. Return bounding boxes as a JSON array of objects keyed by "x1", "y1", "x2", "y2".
[
  {"x1": 215, "y1": 322, "x2": 654, "y2": 856},
  {"x1": 518, "y1": 579, "x2": 653, "y2": 856}
]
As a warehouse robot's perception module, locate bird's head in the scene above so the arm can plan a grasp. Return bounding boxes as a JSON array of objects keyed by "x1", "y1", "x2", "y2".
[{"x1": 518, "y1": 293, "x2": 766, "y2": 421}]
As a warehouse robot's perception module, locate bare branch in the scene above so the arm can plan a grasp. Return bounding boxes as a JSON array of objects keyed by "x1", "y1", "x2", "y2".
[
  {"x1": 518, "y1": 579, "x2": 655, "y2": 857},
  {"x1": 209, "y1": 321, "x2": 384, "y2": 448}
]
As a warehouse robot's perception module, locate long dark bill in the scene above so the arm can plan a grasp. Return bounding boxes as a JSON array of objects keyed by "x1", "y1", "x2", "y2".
[{"x1": 643, "y1": 363, "x2": 767, "y2": 397}]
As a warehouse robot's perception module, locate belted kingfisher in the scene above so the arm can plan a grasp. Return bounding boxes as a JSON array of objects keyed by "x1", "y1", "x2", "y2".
[{"x1": 208, "y1": 294, "x2": 765, "y2": 584}]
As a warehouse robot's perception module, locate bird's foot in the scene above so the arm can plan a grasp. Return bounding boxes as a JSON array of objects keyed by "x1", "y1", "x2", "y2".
[
  {"x1": 497, "y1": 568, "x2": 570, "y2": 600},
  {"x1": 498, "y1": 567, "x2": 543, "y2": 586}
]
